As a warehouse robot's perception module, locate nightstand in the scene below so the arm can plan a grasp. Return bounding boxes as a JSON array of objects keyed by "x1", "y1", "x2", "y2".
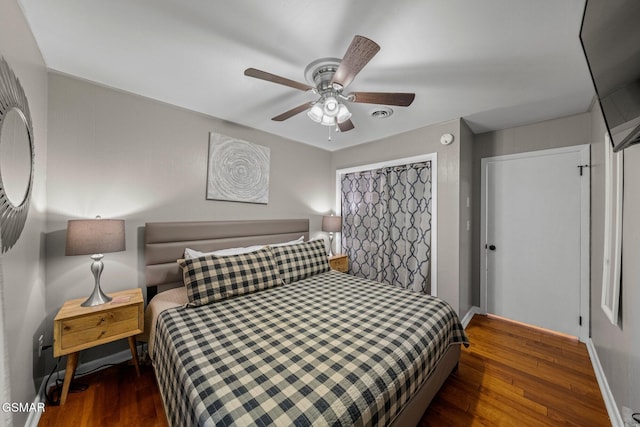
[
  {"x1": 53, "y1": 288, "x2": 144, "y2": 405},
  {"x1": 328, "y1": 254, "x2": 349, "y2": 273}
]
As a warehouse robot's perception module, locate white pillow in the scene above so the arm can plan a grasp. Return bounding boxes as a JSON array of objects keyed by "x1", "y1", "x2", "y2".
[
  {"x1": 184, "y1": 245, "x2": 264, "y2": 260},
  {"x1": 269, "y1": 236, "x2": 305, "y2": 247},
  {"x1": 183, "y1": 236, "x2": 304, "y2": 259}
]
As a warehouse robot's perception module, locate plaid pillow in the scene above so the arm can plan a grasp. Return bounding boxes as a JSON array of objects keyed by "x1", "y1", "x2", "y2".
[
  {"x1": 178, "y1": 247, "x2": 282, "y2": 306},
  {"x1": 269, "y1": 239, "x2": 330, "y2": 284}
]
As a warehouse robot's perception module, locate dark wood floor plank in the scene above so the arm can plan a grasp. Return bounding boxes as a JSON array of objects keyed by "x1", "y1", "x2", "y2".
[
  {"x1": 455, "y1": 365, "x2": 549, "y2": 418},
  {"x1": 447, "y1": 376, "x2": 550, "y2": 427},
  {"x1": 421, "y1": 399, "x2": 483, "y2": 426},
  {"x1": 39, "y1": 364, "x2": 169, "y2": 427},
  {"x1": 39, "y1": 314, "x2": 610, "y2": 426}
]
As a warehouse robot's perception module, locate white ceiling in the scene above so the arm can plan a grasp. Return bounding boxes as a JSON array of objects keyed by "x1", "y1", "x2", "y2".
[{"x1": 19, "y1": 0, "x2": 594, "y2": 151}]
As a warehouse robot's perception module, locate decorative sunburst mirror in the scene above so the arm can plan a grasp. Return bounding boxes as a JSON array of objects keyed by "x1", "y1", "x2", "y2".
[{"x1": 0, "y1": 57, "x2": 34, "y2": 253}]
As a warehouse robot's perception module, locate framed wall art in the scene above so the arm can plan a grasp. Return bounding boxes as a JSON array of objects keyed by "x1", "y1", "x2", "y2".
[{"x1": 206, "y1": 132, "x2": 270, "y2": 204}]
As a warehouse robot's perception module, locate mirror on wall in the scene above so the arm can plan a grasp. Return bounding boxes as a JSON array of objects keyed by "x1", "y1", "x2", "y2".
[
  {"x1": 0, "y1": 108, "x2": 32, "y2": 206},
  {"x1": 0, "y1": 57, "x2": 35, "y2": 253}
]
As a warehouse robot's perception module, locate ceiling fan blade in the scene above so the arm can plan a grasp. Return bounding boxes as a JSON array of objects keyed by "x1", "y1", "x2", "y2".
[
  {"x1": 271, "y1": 102, "x2": 314, "y2": 121},
  {"x1": 244, "y1": 68, "x2": 314, "y2": 92},
  {"x1": 330, "y1": 35, "x2": 380, "y2": 89},
  {"x1": 337, "y1": 119, "x2": 355, "y2": 132},
  {"x1": 348, "y1": 92, "x2": 415, "y2": 107}
]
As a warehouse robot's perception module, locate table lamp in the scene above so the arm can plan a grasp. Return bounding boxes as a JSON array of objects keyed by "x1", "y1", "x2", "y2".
[
  {"x1": 322, "y1": 215, "x2": 342, "y2": 257},
  {"x1": 65, "y1": 217, "x2": 125, "y2": 307}
]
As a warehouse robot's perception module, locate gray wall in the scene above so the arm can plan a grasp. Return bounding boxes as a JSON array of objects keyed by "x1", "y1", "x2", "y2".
[
  {"x1": 331, "y1": 119, "x2": 472, "y2": 315},
  {"x1": 0, "y1": 0, "x2": 48, "y2": 424},
  {"x1": 589, "y1": 103, "x2": 640, "y2": 415},
  {"x1": 471, "y1": 112, "x2": 592, "y2": 305},
  {"x1": 46, "y1": 73, "x2": 333, "y2": 366}
]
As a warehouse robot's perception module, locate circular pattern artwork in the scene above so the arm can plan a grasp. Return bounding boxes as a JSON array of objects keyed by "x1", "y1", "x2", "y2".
[
  {"x1": 0, "y1": 57, "x2": 35, "y2": 253},
  {"x1": 206, "y1": 133, "x2": 270, "y2": 204}
]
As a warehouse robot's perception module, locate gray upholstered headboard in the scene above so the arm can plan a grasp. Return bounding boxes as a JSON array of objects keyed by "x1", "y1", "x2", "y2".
[{"x1": 144, "y1": 219, "x2": 310, "y2": 299}]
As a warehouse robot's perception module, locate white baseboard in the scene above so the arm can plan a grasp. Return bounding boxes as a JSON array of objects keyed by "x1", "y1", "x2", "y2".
[
  {"x1": 24, "y1": 379, "x2": 47, "y2": 427},
  {"x1": 25, "y1": 349, "x2": 133, "y2": 427},
  {"x1": 461, "y1": 306, "x2": 481, "y2": 329},
  {"x1": 586, "y1": 338, "x2": 623, "y2": 427}
]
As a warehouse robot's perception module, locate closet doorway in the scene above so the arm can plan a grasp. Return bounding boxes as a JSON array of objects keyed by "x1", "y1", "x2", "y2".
[
  {"x1": 480, "y1": 145, "x2": 590, "y2": 341},
  {"x1": 336, "y1": 153, "x2": 437, "y2": 295}
]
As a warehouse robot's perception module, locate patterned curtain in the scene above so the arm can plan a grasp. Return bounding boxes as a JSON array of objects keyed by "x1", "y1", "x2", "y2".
[{"x1": 341, "y1": 162, "x2": 432, "y2": 294}]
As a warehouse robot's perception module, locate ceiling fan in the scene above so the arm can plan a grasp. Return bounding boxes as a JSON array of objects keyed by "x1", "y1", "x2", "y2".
[{"x1": 244, "y1": 35, "x2": 415, "y2": 133}]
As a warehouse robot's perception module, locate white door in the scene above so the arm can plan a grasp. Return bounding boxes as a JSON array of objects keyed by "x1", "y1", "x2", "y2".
[{"x1": 481, "y1": 145, "x2": 590, "y2": 339}]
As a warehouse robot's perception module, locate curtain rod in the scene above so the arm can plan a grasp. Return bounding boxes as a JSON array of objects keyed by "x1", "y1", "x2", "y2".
[{"x1": 345, "y1": 161, "x2": 431, "y2": 176}]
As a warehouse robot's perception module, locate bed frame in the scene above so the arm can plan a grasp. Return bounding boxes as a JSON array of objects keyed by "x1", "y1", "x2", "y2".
[{"x1": 143, "y1": 219, "x2": 459, "y2": 426}]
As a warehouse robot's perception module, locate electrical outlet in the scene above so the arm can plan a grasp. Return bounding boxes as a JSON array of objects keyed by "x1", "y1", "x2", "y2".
[{"x1": 38, "y1": 335, "x2": 44, "y2": 358}]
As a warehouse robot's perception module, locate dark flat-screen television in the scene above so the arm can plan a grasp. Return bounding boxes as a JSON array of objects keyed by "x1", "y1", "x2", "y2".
[{"x1": 580, "y1": 0, "x2": 640, "y2": 152}]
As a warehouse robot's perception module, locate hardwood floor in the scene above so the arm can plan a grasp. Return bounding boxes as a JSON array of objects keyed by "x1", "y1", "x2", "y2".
[
  {"x1": 421, "y1": 315, "x2": 610, "y2": 426},
  {"x1": 38, "y1": 363, "x2": 168, "y2": 427},
  {"x1": 39, "y1": 314, "x2": 610, "y2": 426}
]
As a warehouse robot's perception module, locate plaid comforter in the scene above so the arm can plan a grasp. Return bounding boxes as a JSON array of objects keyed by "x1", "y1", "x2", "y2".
[{"x1": 153, "y1": 270, "x2": 468, "y2": 426}]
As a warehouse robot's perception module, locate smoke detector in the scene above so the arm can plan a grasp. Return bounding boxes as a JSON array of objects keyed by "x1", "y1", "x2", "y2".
[{"x1": 440, "y1": 133, "x2": 454, "y2": 145}]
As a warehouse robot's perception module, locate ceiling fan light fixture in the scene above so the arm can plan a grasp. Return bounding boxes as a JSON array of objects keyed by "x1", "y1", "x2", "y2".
[
  {"x1": 323, "y1": 96, "x2": 339, "y2": 117},
  {"x1": 321, "y1": 114, "x2": 336, "y2": 126},
  {"x1": 307, "y1": 103, "x2": 324, "y2": 123},
  {"x1": 336, "y1": 103, "x2": 352, "y2": 123}
]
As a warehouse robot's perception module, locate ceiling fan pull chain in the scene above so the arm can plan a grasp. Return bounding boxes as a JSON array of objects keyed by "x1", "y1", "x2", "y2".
[{"x1": 328, "y1": 126, "x2": 332, "y2": 141}]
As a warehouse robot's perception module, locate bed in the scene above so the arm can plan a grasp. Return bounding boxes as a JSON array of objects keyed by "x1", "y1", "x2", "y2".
[{"x1": 143, "y1": 219, "x2": 468, "y2": 426}]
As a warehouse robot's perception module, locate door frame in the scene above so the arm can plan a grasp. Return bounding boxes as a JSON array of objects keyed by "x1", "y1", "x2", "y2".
[
  {"x1": 336, "y1": 152, "x2": 438, "y2": 296},
  {"x1": 480, "y1": 145, "x2": 590, "y2": 342}
]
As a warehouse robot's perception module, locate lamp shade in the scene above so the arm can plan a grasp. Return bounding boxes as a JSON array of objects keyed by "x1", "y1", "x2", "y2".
[
  {"x1": 321, "y1": 215, "x2": 342, "y2": 233},
  {"x1": 65, "y1": 219, "x2": 126, "y2": 256}
]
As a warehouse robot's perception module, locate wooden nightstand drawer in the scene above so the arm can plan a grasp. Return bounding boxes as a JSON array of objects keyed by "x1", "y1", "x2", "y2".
[
  {"x1": 53, "y1": 288, "x2": 144, "y2": 358},
  {"x1": 60, "y1": 305, "x2": 139, "y2": 351},
  {"x1": 329, "y1": 254, "x2": 348, "y2": 273}
]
